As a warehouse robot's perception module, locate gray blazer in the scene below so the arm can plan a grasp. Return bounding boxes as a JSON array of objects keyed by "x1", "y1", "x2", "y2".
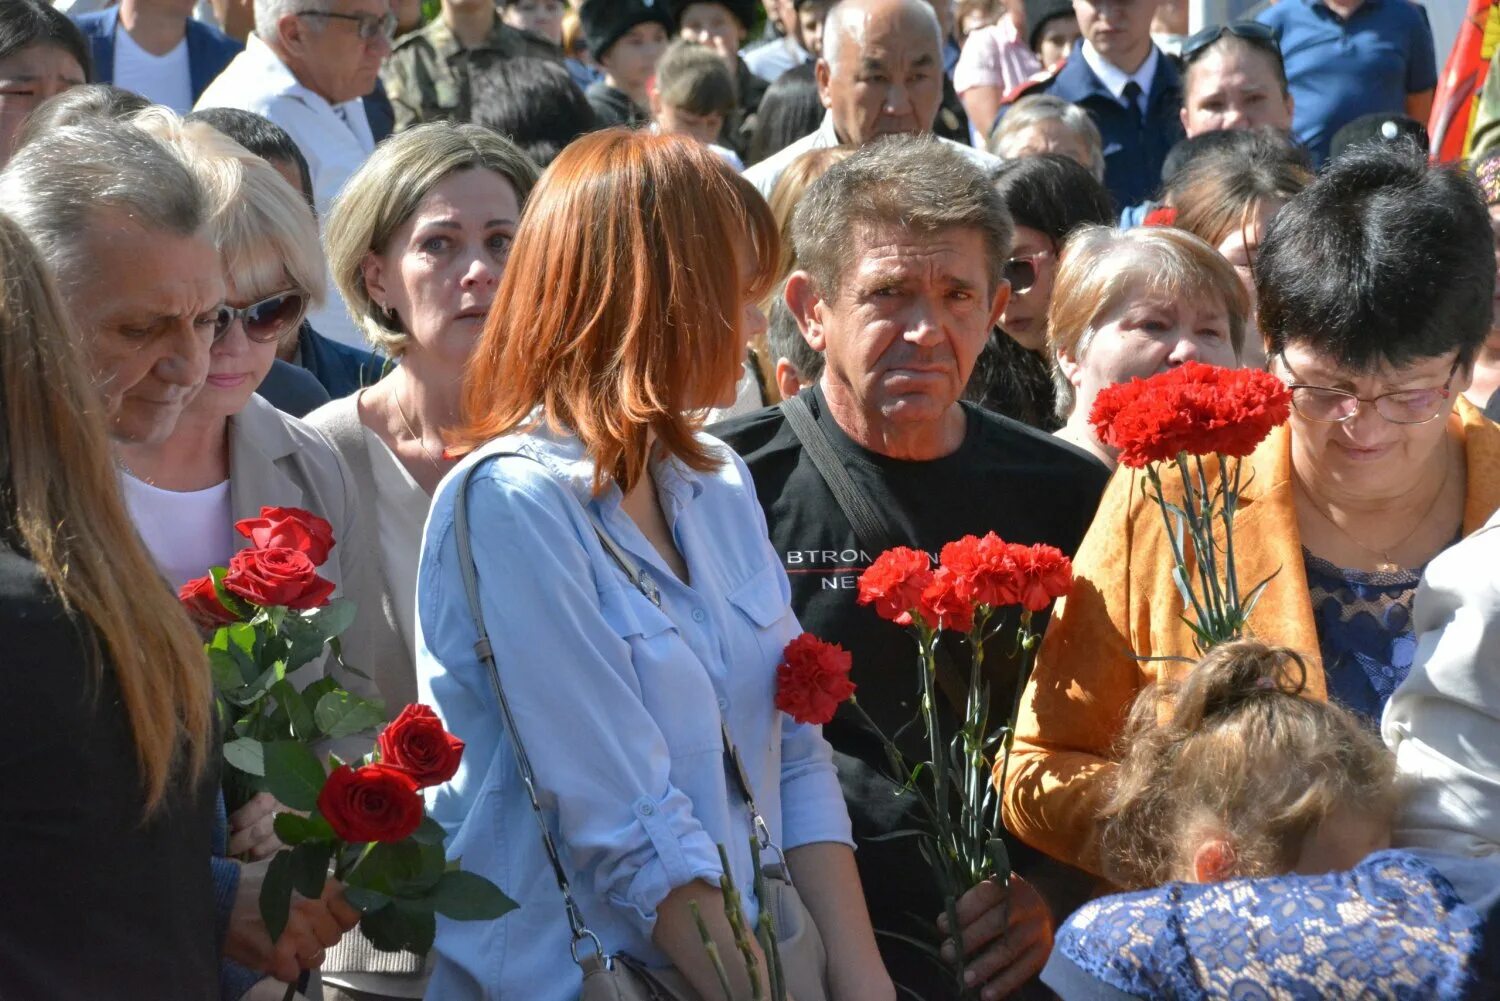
[{"x1": 228, "y1": 394, "x2": 384, "y2": 712}]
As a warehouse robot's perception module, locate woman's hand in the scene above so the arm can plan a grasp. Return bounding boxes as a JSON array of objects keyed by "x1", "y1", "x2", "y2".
[
  {"x1": 937, "y1": 874, "x2": 1054, "y2": 1001},
  {"x1": 226, "y1": 862, "x2": 362, "y2": 981},
  {"x1": 229, "y1": 792, "x2": 296, "y2": 860}
]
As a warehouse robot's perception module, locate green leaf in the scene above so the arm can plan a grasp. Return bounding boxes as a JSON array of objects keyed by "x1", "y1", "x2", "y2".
[
  {"x1": 263, "y1": 740, "x2": 326, "y2": 812},
  {"x1": 223, "y1": 737, "x2": 266, "y2": 777},
  {"x1": 273, "y1": 811, "x2": 334, "y2": 845},
  {"x1": 289, "y1": 840, "x2": 335, "y2": 899},
  {"x1": 207, "y1": 647, "x2": 244, "y2": 693},
  {"x1": 427, "y1": 870, "x2": 517, "y2": 921},
  {"x1": 271, "y1": 680, "x2": 316, "y2": 742},
  {"x1": 987, "y1": 838, "x2": 1011, "y2": 885},
  {"x1": 279, "y1": 613, "x2": 332, "y2": 673},
  {"x1": 260, "y1": 850, "x2": 296, "y2": 944},
  {"x1": 314, "y1": 690, "x2": 386, "y2": 740},
  {"x1": 342, "y1": 885, "x2": 391, "y2": 913},
  {"x1": 305, "y1": 598, "x2": 357, "y2": 640},
  {"x1": 410, "y1": 816, "x2": 447, "y2": 847},
  {"x1": 359, "y1": 901, "x2": 436, "y2": 955}
]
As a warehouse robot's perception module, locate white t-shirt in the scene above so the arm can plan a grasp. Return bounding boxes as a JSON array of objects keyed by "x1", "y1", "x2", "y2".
[
  {"x1": 113, "y1": 26, "x2": 195, "y2": 114},
  {"x1": 120, "y1": 473, "x2": 236, "y2": 589}
]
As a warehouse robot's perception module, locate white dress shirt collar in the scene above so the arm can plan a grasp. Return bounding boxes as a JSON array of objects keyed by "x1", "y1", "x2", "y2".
[{"x1": 1080, "y1": 40, "x2": 1159, "y2": 111}]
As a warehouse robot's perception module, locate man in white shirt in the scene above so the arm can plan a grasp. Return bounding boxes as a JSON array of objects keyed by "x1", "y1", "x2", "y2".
[
  {"x1": 745, "y1": 0, "x2": 997, "y2": 199},
  {"x1": 72, "y1": 0, "x2": 243, "y2": 114},
  {"x1": 196, "y1": 0, "x2": 394, "y2": 347}
]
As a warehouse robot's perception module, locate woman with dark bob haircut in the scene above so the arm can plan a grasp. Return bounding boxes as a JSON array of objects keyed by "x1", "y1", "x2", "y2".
[
  {"x1": 0, "y1": 0, "x2": 90, "y2": 165},
  {"x1": 966, "y1": 153, "x2": 1114, "y2": 429},
  {"x1": 1003, "y1": 141, "x2": 1500, "y2": 878},
  {"x1": 415, "y1": 129, "x2": 894, "y2": 1001}
]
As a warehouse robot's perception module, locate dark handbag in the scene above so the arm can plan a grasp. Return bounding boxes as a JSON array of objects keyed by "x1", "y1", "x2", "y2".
[{"x1": 452, "y1": 453, "x2": 829, "y2": 1001}]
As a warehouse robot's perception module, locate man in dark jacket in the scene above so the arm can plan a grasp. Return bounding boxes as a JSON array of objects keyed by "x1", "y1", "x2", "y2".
[{"x1": 1007, "y1": 0, "x2": 1182, "y2": 209}]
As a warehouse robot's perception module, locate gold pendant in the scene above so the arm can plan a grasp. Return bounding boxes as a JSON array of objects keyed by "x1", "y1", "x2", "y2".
[{"x1": 1375, "y1": 560, "x2": 1400, "y2": 573}]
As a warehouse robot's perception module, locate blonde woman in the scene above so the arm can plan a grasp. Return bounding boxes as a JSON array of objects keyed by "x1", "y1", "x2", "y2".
[
  {"x1": 1047, "y1": 225, "x2": 1247, "y2": 468},
  {"x1": 0, "y1": 210, "x2": 217, "y2": 997},
  {"x1": 307, "y1": 124, "x2": 538, "y2": 717}
]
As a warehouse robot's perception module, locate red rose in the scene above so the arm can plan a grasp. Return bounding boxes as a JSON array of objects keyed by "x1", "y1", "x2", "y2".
[
  {"x1": 857, "y1": 547, "x2": 934, "y2": 625},
  {"x1": 236, "y1": 506, "x2": 336, "y2": 566},
  {"x1": 222, "y1": 547, "x2": 336, "y2": 610},
  {"x1": 178, "y1": 575, "x2": 239, "y2": 629},
  {"x1": 1007, "y1": 543, "x2": 1074, "y2": 612},
  {"x1": 317, "y1": 763, "x2": 424, "y2": 844},
  {"x1": 916, "y1": 567, "x2": 976, "y2": 633},
  {"x1": 774, "y1": 633, "x2": 856, "y2": 725},
  {"x1": 939, "y1": 533, "x2": 1022, "y2": 609},
  {"x1": 1089, "y1": 363, "x2": 1291, "y2": 468},
  {"x1": 378, "y1": 704, "x2": 465, "y2": 788}
]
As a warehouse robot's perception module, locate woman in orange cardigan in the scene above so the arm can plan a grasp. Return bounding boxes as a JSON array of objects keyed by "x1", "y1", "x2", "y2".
[{"x1": 1002, "y1": 142, "x2": 1500, "y2": 878}]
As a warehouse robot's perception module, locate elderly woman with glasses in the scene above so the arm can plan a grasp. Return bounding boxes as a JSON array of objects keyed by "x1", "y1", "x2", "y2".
[
  {"x1": 1001, "y1": 143, "x2": 1500, "y2": 881},
  {"x1": 115, "y1": 115, "x2": 382, "y2": 888}
]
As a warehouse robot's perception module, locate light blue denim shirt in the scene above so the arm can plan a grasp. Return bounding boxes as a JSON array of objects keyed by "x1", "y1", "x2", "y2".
[{"x1": 415, "y1": 426, "x2": 853, "y2": 1001}]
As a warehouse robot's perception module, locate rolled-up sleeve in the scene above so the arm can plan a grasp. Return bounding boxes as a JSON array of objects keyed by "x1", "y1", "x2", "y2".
[
  {"x1": 418, "y1": 459, "x2": 723, "y2": 933},
  {"x1": 777, "y1": 712, "x2": 855, "y2": 851}
]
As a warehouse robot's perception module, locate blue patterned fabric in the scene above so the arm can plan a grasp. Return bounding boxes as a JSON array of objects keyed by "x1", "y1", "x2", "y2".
[
  {"x1": 1304, "y1": 549, "x2": 1421, "y2": 721},
  {"x1": 1046, "y1": 850, "x2": 1491, "y2": 1000}
]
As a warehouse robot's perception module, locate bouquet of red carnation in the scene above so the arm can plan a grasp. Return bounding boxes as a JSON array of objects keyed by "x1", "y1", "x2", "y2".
[
  {"x1": 775, "y1": 536, "x2": 1071, "y2": 996},
  {"x1": 179, "y1": 508, "x2": 513, "y2": 991},
  {"x1": 1090, "y1": 362, "x2": 1293, "y2": 651}
]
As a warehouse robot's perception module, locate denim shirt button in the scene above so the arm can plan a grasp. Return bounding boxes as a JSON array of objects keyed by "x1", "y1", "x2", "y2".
[
  {"x1": 636, "y1": 799, "x2": 656, "y2": 817},
  {"x1": 717, "y1": 696, "x2": 730, "y2": 711},
  {"x1": 692, "y1": 608, "x2": 707, "y2": 623}
]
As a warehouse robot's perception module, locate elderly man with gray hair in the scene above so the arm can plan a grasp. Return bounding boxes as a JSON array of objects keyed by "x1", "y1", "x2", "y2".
[
  {"x1": 195, "y1": 0, "x2": 395, "y2": 347},
  {"x1": 715, "y1": 134, "x2": 1109, "y2": 1001},
  {"x1": 744, "y1": 0, "x2": 998, "y2": 198},
  {"x1": 0, "y1": 116, "x2": 358, "y2": 1001}
]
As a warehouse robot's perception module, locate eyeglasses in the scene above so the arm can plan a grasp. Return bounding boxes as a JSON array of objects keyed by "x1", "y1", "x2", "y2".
[
  {"x1": 1003, "y1": 251, "x2": 1051, "y2": 293},
  {"x1": 1181, "y1": 21, "x2": 1281, "y2": 64},
  {"x1": 215, "y1": 290, "x2": 309, "y2": 344},
  {"x1": 295, "y1": 9, "x2": 397, "y2": 42},
  {"x1": 1280, "y1": 355, "x2": 1461, "y2": 426}
]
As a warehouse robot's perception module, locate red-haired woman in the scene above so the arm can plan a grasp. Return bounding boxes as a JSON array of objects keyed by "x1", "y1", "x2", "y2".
[{"x1": 414, "y1": 129, "x2": 894, "y2": 1001}]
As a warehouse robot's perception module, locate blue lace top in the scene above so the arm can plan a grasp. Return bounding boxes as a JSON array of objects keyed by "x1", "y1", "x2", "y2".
[
  {"x1": 1043, "y1": 850, "x2": 1494, "y2": 1001},
  {"x1": 1304, "y1": 549, "x2": 1422, "y2": 721}
]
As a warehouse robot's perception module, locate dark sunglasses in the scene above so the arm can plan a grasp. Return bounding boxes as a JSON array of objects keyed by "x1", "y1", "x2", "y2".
[
  {"x1": 1181, "y1": 21, "x2": 1281, "y2": 63},
  {"x1": 1004, "y1": 251, "x2": 1052, "y2": 293},
  {"x1": 215, "y1": 290, "x2": 308, "y2": 344}
]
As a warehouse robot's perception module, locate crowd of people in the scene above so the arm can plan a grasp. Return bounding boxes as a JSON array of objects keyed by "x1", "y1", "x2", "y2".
[{"x1": 1, "y1": 0, "x2": 1497, "y2": 999}]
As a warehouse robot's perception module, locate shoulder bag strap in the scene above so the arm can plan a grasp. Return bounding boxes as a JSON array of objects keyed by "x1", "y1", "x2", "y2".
[{"x1": 453, "y1": 453, "x2": 606, "y2": 967}]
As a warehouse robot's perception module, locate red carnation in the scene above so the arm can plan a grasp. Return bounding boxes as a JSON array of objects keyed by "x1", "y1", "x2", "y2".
[
  {"x1": 917, "y1": 567, "x2": 976, "y2": 633},
  {"x1": 378, "y1": 704, "x2": 466, "y2": 788},
  {"x1": 236, "y1": 506, "x2": 336, "y2": 566},
  {"x1": 317, "y1": 763, "x2": 424, "y2": 843},
  {"x1": 1007, "y1": 543, "x2": 1074, "y2": 612},
  {"x1": 939, "y1": 533, "x2": 1022, "y2": 609},
  {"x1": 222, "y1": 547, "x2": 336, "y2": 610},
  {"x1": 857, "y1": 547, "x2": 934, "y2": 625},
  {"x1": 1142, "y1": 205, "x2": 1178, "y2": 228},
  {"x1": 178, "y1": 574, "x2": 239, "y2": 629},
  {"x1": 775, "y1": 633, "x2": 856, "y2": 725},
  {"x1": 1089, "y1": 363, "x2": 1291, "y2": 468}
]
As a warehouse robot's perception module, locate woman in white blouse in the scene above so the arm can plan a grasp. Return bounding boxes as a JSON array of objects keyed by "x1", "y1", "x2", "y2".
[{"x1": 307, "y1": 123, "x2": 539, "y2": 713}]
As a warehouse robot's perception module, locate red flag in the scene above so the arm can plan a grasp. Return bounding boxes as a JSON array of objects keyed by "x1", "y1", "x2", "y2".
[{"x1": 1431, "y1": 0, "x2": 1500, "y2": 162}]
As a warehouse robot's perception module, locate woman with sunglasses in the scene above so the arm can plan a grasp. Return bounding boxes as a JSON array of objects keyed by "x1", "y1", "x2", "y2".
[
  {"x1": 1002, "y1": 143, "x2": 1500, "y2": 880},
  {"x1": 1177, "y1": 22, "x2": 1293, "y2": 139},
  {"x1": 966, "y1": 152, "x2": 1114, "y2": 430}
]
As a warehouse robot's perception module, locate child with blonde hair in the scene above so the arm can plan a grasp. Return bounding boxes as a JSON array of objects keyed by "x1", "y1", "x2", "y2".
[{"x1": 1043, "y1": 640, "x2": 1499, "y2": 1000}]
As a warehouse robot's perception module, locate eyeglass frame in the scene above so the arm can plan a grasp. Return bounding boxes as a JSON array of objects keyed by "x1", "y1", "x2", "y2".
[
  {"x1": 1277, "y1": 352, "x2": 1463, "y2": 426},
  {"x1": 1003, "y1": 247, "x2": 1055, "y2": 294},
  {"x1": 294, "y1": 9, "x2": 398, "y2": 43},
  {"x1": 1181, "y1": 21, "x2": 1281, "y2": 64},
  {"x1": 214, "y1": 289, "x2": 310, "y2": 344}
]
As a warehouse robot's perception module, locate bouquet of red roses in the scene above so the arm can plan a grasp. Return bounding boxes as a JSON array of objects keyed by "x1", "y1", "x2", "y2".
[
  {"x1": 179, "y1": 507, "x2": 513, "y2": 984},
  {"x1": 1089, "y1": 362, "x2": 1293, "y2": 652},
  {"x1": 773, "y1": 534, "x2": 1072, "y2": 995}
]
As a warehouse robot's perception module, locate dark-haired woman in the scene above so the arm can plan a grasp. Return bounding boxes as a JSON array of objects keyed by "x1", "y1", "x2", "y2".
[
  {"x1": 0, "y1": 0, "x2": 88, "y2": 164},
  {"x1": 966, "y1": 153, "x2": 1114, "y2": 429},
  {"x1": 1003, "y1": 142, "x2": 1500, "y2": 879}
]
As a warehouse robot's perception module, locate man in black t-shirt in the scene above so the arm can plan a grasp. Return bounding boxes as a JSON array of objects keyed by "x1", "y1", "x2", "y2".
[{"x1": 715, "y1": 135, "x2": 1109, "y2": 1000}]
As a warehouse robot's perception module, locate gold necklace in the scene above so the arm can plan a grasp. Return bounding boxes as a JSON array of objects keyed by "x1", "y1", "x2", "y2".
[
  {"x1": 393, "y1": 387, "x2": 444, "y2": 472},
  {"x1": 1300, "y1": 444, "x2": 1453, "y2": 573}
]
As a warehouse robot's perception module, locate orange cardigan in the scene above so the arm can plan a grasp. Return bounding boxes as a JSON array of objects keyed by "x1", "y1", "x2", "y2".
[{"x1": 1000, "y1": 399, "x2": 1500, "y2": 877}]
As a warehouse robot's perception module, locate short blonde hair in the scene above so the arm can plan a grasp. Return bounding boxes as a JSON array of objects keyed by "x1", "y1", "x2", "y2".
[
  {"x1": 324, "y1": 123, "x2": 540, "y2": 358},
  {"x1": 1047, "y1": 225, "x2": 1249, "y2": 418},
  {"x1": 133, "y1": 108, "x2": 324, "y2": 345}
]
